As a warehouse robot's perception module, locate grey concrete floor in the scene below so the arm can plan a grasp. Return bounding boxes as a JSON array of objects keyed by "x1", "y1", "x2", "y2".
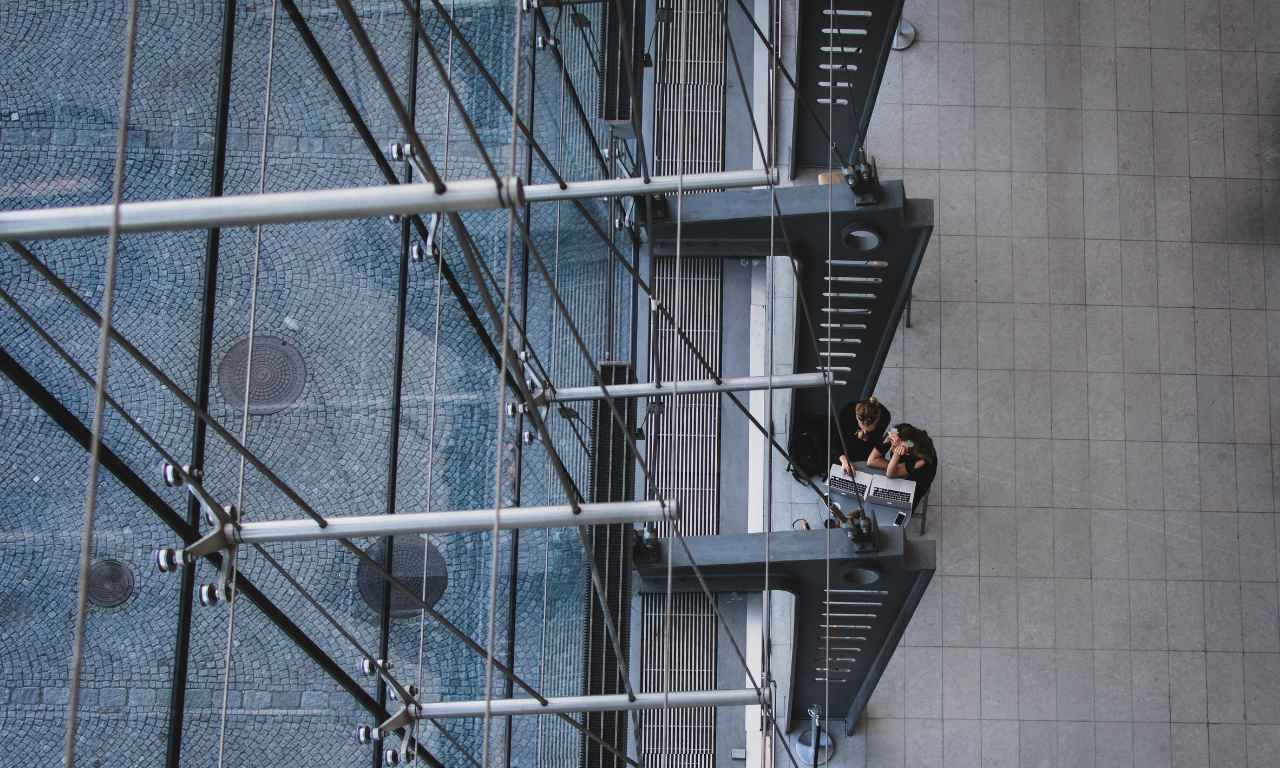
[{"x1": 825, "y1": 1, "x2": 1280, "y2": 766}]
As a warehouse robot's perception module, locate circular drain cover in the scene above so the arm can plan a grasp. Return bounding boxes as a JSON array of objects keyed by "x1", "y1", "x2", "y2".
[
  {"x1": 358, "y1": 539, "x2": 448, "y2": 618},
  {"x1": 217, "y1": 336, "x2": 306, "y2": 415},
  {"x1": 87, "y1": 560, "x2": 134, "y2": 607}
]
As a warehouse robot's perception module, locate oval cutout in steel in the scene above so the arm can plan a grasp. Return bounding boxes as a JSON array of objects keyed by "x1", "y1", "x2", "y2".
[
  {"x1": 840, "y1": 223, "x2": 882, "y2": 252},
  {"x1": 839, "y1": 562, "x2": 881, "y2": 585}
]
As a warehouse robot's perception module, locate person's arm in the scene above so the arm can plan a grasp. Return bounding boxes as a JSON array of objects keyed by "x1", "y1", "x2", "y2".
[
  {"x1": 866, "y1": 446, "x2": 889, "y2": 469},
  {"x1": 839, "y1": 455, "x2": 853, "y2": 477},
  {"x1": 890, "y1": 456, "x2": 927, "y2": 480},
  {"x1": 885, "y1": 445, "x2": 912, "y2": 478}
]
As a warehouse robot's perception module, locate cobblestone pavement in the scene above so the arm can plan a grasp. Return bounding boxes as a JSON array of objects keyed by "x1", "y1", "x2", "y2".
[{"x1": 1, "y1": 1, "x2": 623, "y2": 764}]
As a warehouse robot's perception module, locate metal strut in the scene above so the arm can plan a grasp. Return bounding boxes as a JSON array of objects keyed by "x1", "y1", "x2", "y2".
[
  {"x1": 0, "y1": 170, "x2": 772, "y2": 241},
  {"x1": 163, "y1": 500, "x2": 679, "y2": 554}
]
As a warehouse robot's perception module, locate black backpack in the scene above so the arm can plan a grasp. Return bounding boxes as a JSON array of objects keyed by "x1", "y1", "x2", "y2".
[{"x1": 786, "y1": 418, "x2": 827, "y2": 484}]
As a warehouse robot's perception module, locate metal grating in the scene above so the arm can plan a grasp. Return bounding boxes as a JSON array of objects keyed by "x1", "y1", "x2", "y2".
[
  {"x1": 598, "y1": 0, "x2": 646, "y2": 123},
  {"x1": 645, "y1": 257, "x2": 722, "y2": 537},
  {"x1": 640, "y1": 257, "x2": 721, "y2": 768},
  {"x1": 651, "y1": 0, "x2": 727, "y2": 176},
  {"x1": 581, "y1": 363, "x2": 638, "y2": 768},
  {"x1": 638, "y1": 592, "x2": 718, "y2": 768}
]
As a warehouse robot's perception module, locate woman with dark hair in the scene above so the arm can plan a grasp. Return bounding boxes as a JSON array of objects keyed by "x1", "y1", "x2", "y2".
[
  {"x1": 833, "y1": 396, "x2": 892, "y2": 477},
  {"x1": 866, "y1": 423, "x2": 937, "y2": 506}
]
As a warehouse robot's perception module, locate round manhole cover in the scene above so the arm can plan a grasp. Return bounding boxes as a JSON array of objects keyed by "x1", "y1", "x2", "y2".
[
  {"x1": 217, "y1": 336, "x2": 306, "y2": 415},
  {"x1": 357, "y1": 539, "x2": 448, "y2": 618},
  {"x1": 87, "y1": 560, "x2": 134, "y2": 607}
]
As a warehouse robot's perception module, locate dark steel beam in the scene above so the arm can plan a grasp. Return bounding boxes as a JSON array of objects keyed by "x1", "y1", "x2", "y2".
[
  {"x1": 165, "y1": 2, "x2": 236, "y2": 764},
  {"x1": 0, "y1": 344, "x2": 445, "y2": 768},
  {"x1": 375, "y1": 4, "x2": 423, "y2": 766},
  {"x1": 504, "y1": 18, "x2": 540, "y2": 767}
]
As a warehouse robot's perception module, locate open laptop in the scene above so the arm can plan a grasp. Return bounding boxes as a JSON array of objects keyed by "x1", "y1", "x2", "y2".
[
  {"x1": 867, "y1": 474, "x2": 916, "y2": 510},
  {"x1": 826, "y1": 463, "x2": 873, "y2": 500}
]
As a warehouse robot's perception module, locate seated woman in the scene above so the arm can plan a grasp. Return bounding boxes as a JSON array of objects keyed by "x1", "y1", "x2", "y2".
[
  {"x1": 833, "y1": 396, "x2": 892, "y2": 477},
  {"x1": 866, "y1": 423, "x2": 937, "y2": 507}
]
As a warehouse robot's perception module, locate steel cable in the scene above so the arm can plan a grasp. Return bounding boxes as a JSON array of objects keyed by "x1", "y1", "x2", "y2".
[
  {"x1": 416, "y1": 0, "x2": 457, "y2": 749},
  {"x1": 483, "y1": 6, "x2": 529, "y2": 764},
  {"x1": 217, "y1": 4, "x2": 280, "y2": 764},
  {"x1": 62, "y1": 2, "x2": 139, "y2": 765}
]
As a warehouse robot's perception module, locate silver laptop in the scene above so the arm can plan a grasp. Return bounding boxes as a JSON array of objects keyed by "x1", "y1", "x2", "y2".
[
  {"x1": 826, "y1": 463, "x2": 873, "y2": 500},
  {"x1": 868, "y1": 474, "x2": 916, "y2": 510}
]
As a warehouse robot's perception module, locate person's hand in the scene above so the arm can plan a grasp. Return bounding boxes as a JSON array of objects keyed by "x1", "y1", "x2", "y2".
[
  {"x1": 855, "y1": 428, "x2": 869, "y2": 440},
  {"x1": 839, "y1": 456, "x2": 852, "y2": 477},
  {"x1": 891, "y1": 444, "x2": 908, "y2": 458}
]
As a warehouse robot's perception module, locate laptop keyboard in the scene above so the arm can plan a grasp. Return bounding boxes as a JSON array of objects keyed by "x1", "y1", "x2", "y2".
[
  {"x1": 828, "y1": 474, "x2": 867, "y2": 497},
  {"x1": 871, "y1": 487, "x2": 912, "y2": 503}
]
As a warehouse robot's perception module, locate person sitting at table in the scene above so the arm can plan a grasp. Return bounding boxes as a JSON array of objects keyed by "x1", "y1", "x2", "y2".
[
  {"x1": 866, "y1": 423, "x2": 937, "y2": 507},
  {"x1": 833, "y1": 396, "x2": 892, "y2": 478}
]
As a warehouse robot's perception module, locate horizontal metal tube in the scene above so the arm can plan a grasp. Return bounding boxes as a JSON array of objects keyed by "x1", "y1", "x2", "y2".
[
  {"x1": 227, "y1": 500, "x2": 677, "y2": 544},
  {"x1": 522, "y1": 168, "x2": 776, "y2": 203},
  {"x1": 0, "y1": 177, "x2": 523, "y2": 241},
  {"x1": 1, "y1": 170, "x2": 774, "y2": 241},
  {"x1": 414, "y1": 689, "x2": 761, "y2": 718},
  {"x1": 540, "y1": 372, "x2": 833, "y2": 403}
]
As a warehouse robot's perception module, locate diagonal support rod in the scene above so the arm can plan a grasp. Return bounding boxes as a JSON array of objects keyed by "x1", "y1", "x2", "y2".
[
  {"x1": 0, "y1": 343, "x2": 447, "y2": 768},
  {"x1": 277, "y1": 0, "x2": 503, "y2": 371}
]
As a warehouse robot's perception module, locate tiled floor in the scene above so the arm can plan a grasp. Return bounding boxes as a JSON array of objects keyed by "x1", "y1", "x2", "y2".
[{"x1": 843, "y1": 0, "x2": 1280, "y2": 765}]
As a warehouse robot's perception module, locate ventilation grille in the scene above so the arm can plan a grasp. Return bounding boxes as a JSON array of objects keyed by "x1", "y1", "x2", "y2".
[
  {"x1": 645, "y1": 257, "x2": 722, "y2": 537},
  {"x1": 651, "y1": 0, "x2": 727, "y2": 176},
  {"x1": 639, "y1": 257, "x2": 721, "y2": 768},
  {"x1": 639, "y1": 592, "x2": 718, "y2": 768},
  {"x1": 599, "y1": 0, "x2": 646, "y2": 123},
  {"x1": 581, "y1": 363, "x2": 637, "y2": 768}
]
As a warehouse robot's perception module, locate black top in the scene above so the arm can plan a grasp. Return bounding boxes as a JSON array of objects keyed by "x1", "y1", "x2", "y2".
[
  {"x1": 873, "y1": 440, "x2": 937, "y2": 501},
  {"x1": 831, "y1": 402, "x2": 892, "y2": 463}
]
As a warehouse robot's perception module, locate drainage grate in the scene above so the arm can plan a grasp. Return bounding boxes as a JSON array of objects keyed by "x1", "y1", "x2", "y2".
[
  {"x1": 217, "y1": 336, "x2": 306, "y2": 415},
  {"x1": 87, "y1": 560, "x2": 134, "y2": 608},
  {"x1": 357, "y1": 538, "x2": 448, "y2": 618}
]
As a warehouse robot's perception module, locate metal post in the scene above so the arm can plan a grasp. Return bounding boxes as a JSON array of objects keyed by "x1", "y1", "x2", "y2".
[
  {"x1": 0, "y1": 177, "x2": 523, "y2": 240},
  {"x1": 411, "y1": 689, "x2": 761, "y2": 718},
  {"x1": 221, "y1": 501, "x2": 679, "y2": 545},
  {"x1": 165, "y1": 2, "x2": 235, "y2": 765},
  {"x1": 0, "y1": 170, "x2": 773, "y2": 241},
  {"x1": 537, "y1": 371, "x2": 834, "y2": 403}
]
